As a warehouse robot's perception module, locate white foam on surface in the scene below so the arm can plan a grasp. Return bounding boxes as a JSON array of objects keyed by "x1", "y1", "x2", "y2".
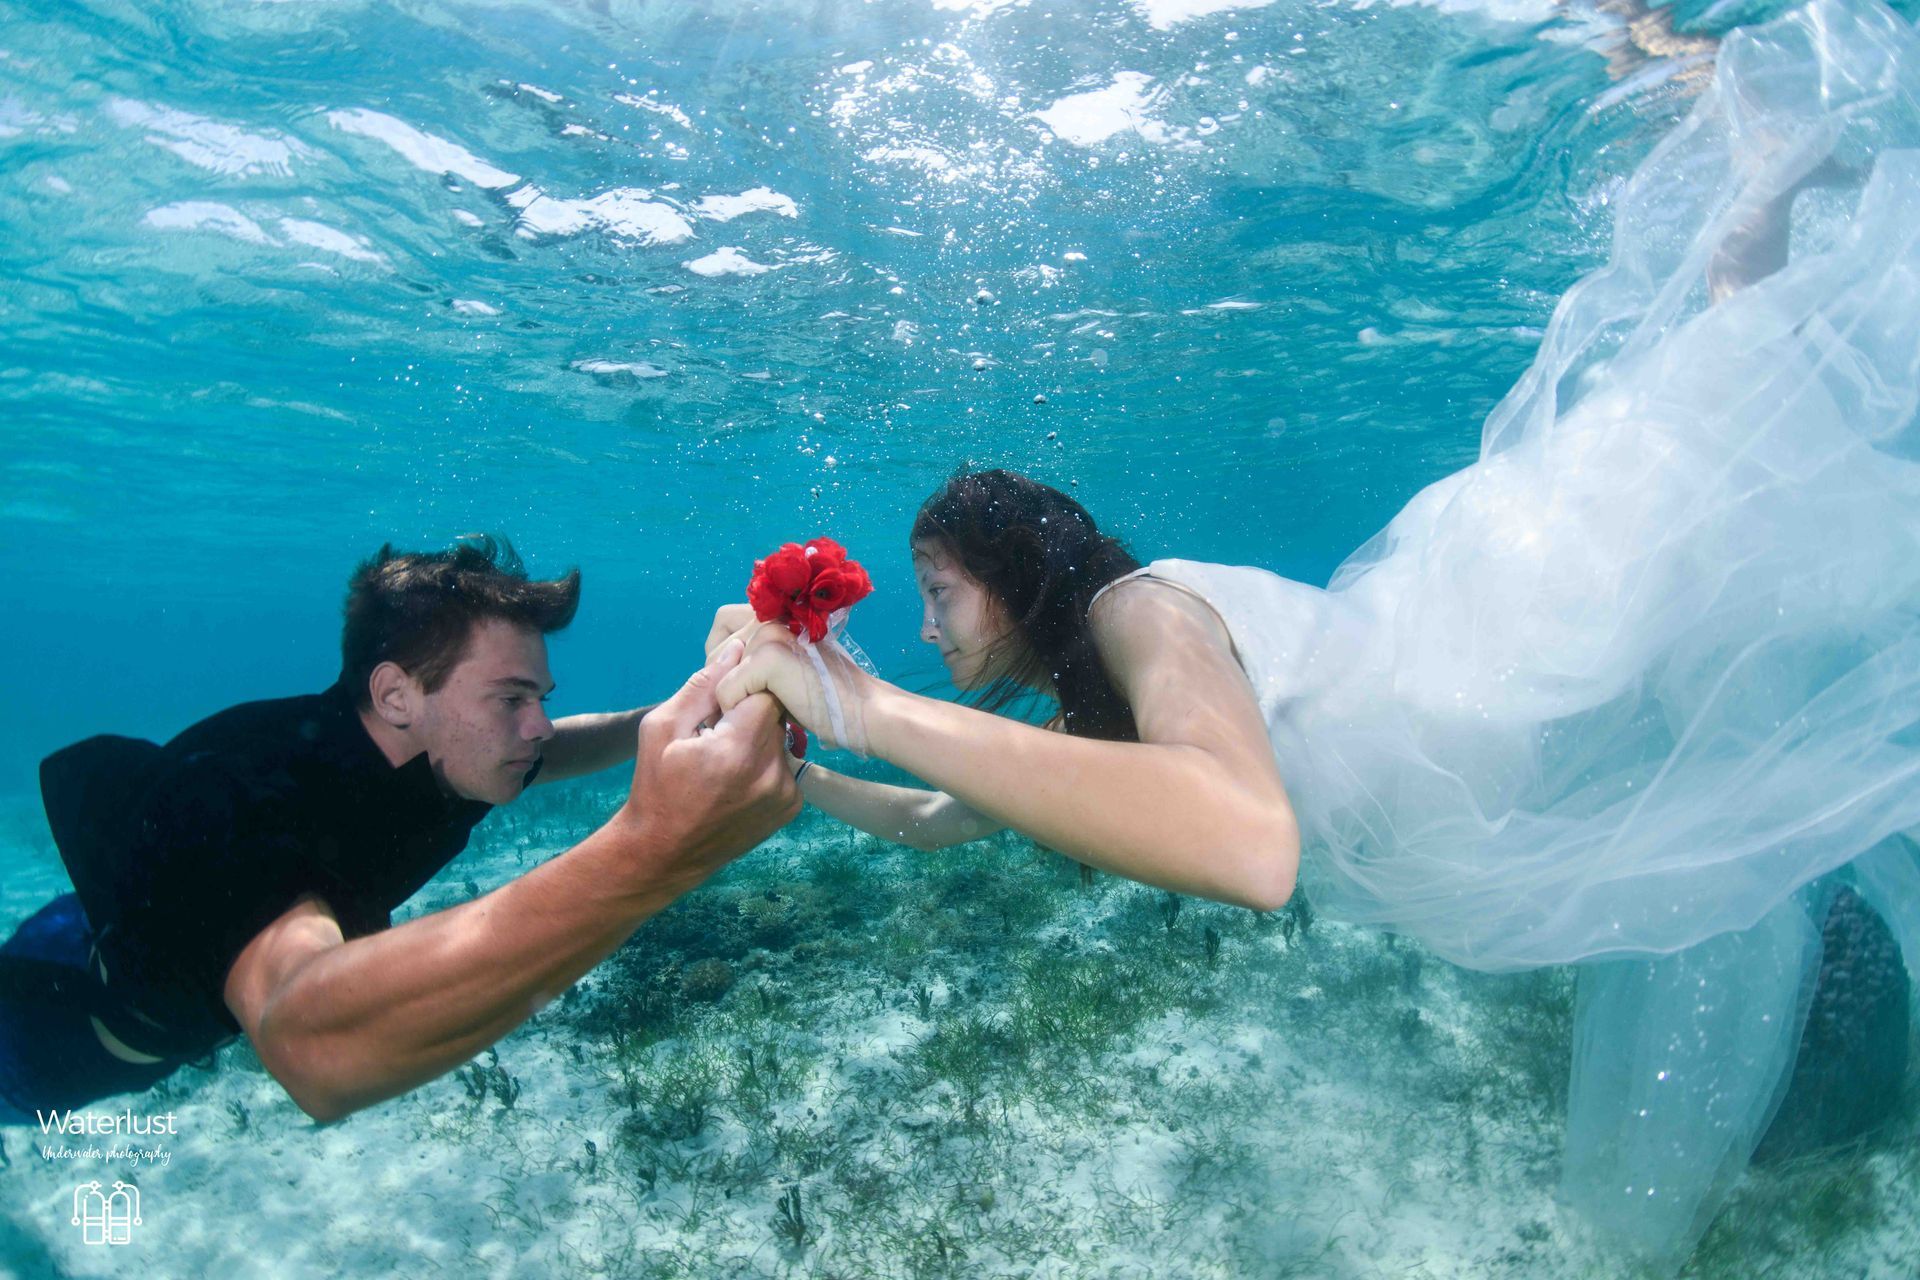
[
  {"x1": 683, "y1": 246, "x2": 773, "y2": 277},
  {"x1": 105, "y1": 99, "x2": 303, "y2": 177},
  {"x1": 325, "y1": 107, "x2": 519, "y2": 189},
  {"x1": 277, "y1": 217, "x2": 384, "y2": 264},
  {"x1": 141, "y1": 201, "x2": 275, "y2": 245},
  {"x1": 612, "y1": 92, "x2": 693, "y2": 129},
  {"x1": 0, "y1": 99, "x2": 77, "y2": 139},
  {"x1": 451, "y1": 299, "x2": 502, "y2": 316},
  {"x1": 692, "y1": 187, "x2": 799, "y2": 221},
  {"x1": 508, "y1": 185, "x2": 695, "y2": 244},
  {"x1": 570, "y1": 358, "x2": 670, "y2": 378},
  {"x1": 1034, "y1": 73, "x2": 1186, "y2": 148},
  {"x1": 1132, "y1": 0, "x2": 1276, "y2": 30}
]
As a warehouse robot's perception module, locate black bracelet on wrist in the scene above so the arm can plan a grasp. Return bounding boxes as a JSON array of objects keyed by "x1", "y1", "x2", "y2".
[{"x1": 793, "y1": 760, "x2": 815, "y2": 784}]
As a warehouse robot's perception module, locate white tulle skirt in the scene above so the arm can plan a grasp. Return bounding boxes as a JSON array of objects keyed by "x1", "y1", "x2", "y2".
[{"x1": 1152, "y1": 0, "x2": 1920, "y2": 1264}]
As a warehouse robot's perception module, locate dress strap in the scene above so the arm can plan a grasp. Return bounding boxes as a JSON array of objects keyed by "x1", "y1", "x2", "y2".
[
  {"x1": 1086, "y1": 566, "x2": 1155, "y2": 614},
  {"x1": 1090, "y1": 565, "x2": 1221, "y2": 615},
  {"x1": 1087, "y1": 564, "x2": 1242, "y2": 665}
]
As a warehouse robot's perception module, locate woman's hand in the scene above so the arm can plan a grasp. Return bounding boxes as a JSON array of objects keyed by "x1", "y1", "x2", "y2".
[
  {"x1": 707, "y1": 603, "x2": 820, "y2": 758},
  {"x1": 715, "y1": 626, "x2": 881, "y2": 755},
  {"x1": 705, "y1": 603, "x2": 760, "y2": 660}
]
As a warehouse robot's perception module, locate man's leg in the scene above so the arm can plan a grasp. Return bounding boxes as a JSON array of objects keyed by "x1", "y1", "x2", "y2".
[{"x1": 0, "y1": 895, "x2": 178, "y2": 1122}]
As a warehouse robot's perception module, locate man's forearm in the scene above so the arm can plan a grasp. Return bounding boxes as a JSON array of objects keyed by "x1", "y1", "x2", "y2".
[
  {"x1": 260, "y1": 813, "x2": 695, "y2": 1120},
  {"x1": 536, "y1": 706, "x2": 654, "y2": 782}
]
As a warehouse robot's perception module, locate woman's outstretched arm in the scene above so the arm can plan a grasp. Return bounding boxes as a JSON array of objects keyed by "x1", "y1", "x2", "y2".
[
  {"x1": 716, "y1": 582, "x2": 1299, "y2": 911},
  {"x1": 790, "y1": 766, "x2": 1003, "y2": 852}
]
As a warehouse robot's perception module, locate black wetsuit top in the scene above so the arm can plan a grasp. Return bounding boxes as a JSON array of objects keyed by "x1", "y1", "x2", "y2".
[{"x1": 32, "y1": 681, "x2": 513, "y2": 1062}]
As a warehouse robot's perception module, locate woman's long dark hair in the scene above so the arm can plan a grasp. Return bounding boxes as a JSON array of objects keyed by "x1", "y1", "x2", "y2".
[{"x1": 912, "y1": 468, "x2": 1142, "y2": 741}]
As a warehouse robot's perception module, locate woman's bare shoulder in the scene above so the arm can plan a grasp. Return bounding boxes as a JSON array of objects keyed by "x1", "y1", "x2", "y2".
[
  {"x1": 1085, "y1": 571, "x2": 1270, "y2": 753},
  {"x1": 1087, "y1": 571, "x2": 1236, "y2": 659}
]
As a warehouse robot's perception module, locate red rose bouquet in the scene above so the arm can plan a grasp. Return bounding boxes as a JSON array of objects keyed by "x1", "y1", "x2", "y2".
[
  {"x1": 746, "y1": 537, "x2": 876, "y2": 757},
  {"x1": 747, "y1": 537, "x2": 873, "y2": 642}
]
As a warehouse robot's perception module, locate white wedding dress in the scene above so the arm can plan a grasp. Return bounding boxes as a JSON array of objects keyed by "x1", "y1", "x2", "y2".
[{"x1": 1128, "y1": 0, "x2": 1920, "y2": 1263}]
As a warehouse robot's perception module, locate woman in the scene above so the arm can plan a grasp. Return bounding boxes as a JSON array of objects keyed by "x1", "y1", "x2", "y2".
[
  {"x1": 710, "y1": 470, "x2": 1299, "y2": 912},
  {"x1": 713, "y1": 0, "x2": 1920, "y2": 1268}
]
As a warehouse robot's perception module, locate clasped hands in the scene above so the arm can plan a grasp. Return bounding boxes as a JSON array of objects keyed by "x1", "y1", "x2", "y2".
[{"x1": 702, "y1": 603, "x2": 878, "y2": 756}]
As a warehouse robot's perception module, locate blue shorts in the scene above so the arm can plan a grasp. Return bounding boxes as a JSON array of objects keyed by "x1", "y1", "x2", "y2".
[{"x1": 0, "y1": 894, "x2": 178, "y2": 1124}]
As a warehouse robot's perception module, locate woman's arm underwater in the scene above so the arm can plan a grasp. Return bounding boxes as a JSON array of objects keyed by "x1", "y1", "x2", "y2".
[
  {"x1": 1707, "y1": 155, "x2": 1854, "y2": 303},
  {"x1": 714, "y1": 581, "x2": 1300, "y2": 912},
  {"x1": 793, "y1": 765, "x2": 1004, "y2": 852}
]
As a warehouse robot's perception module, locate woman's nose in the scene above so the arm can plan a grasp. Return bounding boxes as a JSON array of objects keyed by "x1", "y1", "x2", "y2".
[{"x1": 920, "y1": 609, "x2": 940, "y2": 645}]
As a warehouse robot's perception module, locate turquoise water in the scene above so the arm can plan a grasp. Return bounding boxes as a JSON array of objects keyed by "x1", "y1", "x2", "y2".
[
  {"x1": 0, "y1": 0, "x2": 1716, "y2": 782},
  {"x1": 3, "y1": 0, "x2": 1918, "y2": 1276}
]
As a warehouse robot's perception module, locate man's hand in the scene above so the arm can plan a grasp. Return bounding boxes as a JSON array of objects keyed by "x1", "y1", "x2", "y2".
[
  {"x1": 715, "y1": 625, "x2": 878, "y2": 755},
  {"x1": 616, "y1": 638, "x2": 800, "y2": 897}
]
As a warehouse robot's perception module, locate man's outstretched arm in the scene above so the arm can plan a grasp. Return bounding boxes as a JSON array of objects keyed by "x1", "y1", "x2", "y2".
[{"x1": 224, "y1": 645, "x2": 797, "y2": 1123}]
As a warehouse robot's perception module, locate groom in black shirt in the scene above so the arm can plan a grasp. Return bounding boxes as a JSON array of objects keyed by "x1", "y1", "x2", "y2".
[{"x1": 0, "y1": 537, "x2": 797, "y2": 1123}]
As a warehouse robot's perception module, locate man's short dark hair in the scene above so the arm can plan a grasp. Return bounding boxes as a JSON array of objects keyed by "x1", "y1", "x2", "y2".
[{"x1": 341, "y1": 535, "x2": 581, "y2": 707}]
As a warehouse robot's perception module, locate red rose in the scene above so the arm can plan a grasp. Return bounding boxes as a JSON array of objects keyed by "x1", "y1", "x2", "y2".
[
  {"x1": 803, "y1": 537, "x2": 848, "y2": 570},
  {"x1": 808, "y1": 568, "x2": 856, "y2": 612},
  {"x1": 845, "y1": 560, "x2": 873, "y2": 601},
  {"x1": 748, "y1": 543, "x2": 811, "y2": 623}
]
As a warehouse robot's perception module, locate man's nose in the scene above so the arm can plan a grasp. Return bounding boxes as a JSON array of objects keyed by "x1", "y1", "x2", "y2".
[{"x1": 526, "y1": 705, "x2": 556, "y2": 742}]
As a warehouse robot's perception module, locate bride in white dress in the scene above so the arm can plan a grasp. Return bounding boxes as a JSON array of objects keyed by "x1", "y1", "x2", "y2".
[{"x1": 710, "y1": 0, "x2": 1920, "y2": 1264}]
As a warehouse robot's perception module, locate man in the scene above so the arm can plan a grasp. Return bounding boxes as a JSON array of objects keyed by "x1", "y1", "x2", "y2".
[{"x1": 0, "y1": 537, "x2": 797, "y2": 1124}]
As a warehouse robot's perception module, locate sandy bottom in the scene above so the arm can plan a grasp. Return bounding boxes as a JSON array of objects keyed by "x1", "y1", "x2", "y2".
[{"x1": 1, "y1": 783, "x2": 1916, "y2": 1280}]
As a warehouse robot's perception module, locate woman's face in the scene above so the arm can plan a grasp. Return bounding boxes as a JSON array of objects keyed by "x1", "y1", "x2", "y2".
[{"x1": 912, "y1": 539, "x2": 1017, "y2": 690}]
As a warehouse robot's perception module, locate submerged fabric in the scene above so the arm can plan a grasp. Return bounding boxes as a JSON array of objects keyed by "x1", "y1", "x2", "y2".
[{"x1": 1140, "y1": 0, "x2": 1920, "y2": 1264}]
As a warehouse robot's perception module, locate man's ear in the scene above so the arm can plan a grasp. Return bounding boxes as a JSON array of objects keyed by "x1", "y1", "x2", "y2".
[{"x1": 366, "y1": 661, "x2": 421, "y2": 729}]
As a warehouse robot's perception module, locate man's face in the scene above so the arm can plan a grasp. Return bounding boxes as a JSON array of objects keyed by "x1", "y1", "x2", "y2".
[{"x1": 415, "y1": 619, "x2": 556, "y2": 805}]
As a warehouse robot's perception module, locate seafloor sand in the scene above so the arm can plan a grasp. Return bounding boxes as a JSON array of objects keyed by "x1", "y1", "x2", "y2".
[{"x1": 1, "y1": 781, "x2": 1915, "y2": 1280}]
